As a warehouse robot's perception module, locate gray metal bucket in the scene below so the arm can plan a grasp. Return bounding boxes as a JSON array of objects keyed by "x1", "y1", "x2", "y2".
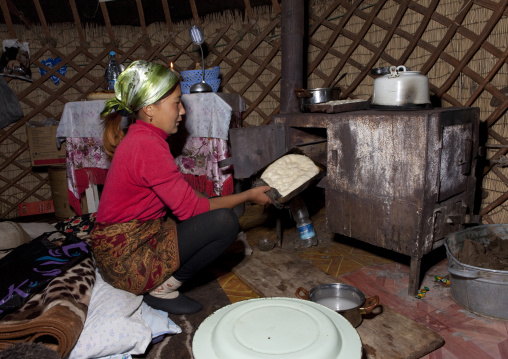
[{"x1": 444, "y1": 224, "x2": 508, "y2": 320}]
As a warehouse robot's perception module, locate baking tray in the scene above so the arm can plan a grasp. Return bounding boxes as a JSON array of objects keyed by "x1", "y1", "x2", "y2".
[
  {"x1": 303, "y1": 99, "x2": 370, "y2": 113},
  {"x1": 251, "y1": 147, "x2": 326, "y2": 209}
]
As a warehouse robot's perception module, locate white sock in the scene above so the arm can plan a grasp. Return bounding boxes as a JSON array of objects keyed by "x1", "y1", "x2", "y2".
[{"x1": 149, "y1": 276, "x2": 182, "y2": 299}]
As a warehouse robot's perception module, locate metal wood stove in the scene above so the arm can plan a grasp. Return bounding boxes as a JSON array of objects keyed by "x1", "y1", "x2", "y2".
[
  {"x1": 226, "y1": 0, "x2": 480, "y2": 295},
  {"x1": 229, "y1": 106, "x2": 480, "y2": 296}
]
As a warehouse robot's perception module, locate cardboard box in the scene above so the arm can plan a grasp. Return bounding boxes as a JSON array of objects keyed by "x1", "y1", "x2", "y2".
[
  {"x1": 48, "y1": 165, "x2": 79, "y2": 219},
  {"x1": 26, "y1": 120, "x2": 66, "y2": 166},
  {"x1": 18, "y1": 200, "x2": 55, "y2": 216}
]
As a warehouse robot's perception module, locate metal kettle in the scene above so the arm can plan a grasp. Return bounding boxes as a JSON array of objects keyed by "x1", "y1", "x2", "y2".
[{"x1": 371, "y1": 66, "x2": 431, "y2": 107}]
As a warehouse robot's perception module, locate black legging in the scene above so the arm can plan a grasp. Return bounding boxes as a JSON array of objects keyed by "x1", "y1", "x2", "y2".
[{"x1": 172, "y1": 208, "x2": 239, "y2": 282}]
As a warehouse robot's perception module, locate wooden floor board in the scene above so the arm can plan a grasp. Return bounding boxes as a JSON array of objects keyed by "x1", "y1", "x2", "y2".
[{"x1": 231, "y1": 247, "x2": 444, "y2": 359}]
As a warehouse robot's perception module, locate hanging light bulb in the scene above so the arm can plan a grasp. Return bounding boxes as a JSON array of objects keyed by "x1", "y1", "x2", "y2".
[
  {"x1": 188, "y1": 25, "x2": 212, "y2": 93},
  {"x1": 189, "y1": 25, "x2": 204, "y2": 45}
]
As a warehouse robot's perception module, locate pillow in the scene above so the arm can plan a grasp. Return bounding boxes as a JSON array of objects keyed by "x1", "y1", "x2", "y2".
[
  {"x1": 0, "y1": 221, "x2": 31, "y2": 250},
  {"x1": 18, "y1": 222, "x2": 56, "y2": 239},
  {"x1": 69, "y1": 270, "x2": 180, "y2": 359},
  {"x1": 93, "y1": 355, "x2": 132, "y2": 359},
  {"x1": 93, "y1": 354, "x2": 132, "y2": 359},
  {"x1": 141, "y1": 302, "x2": 181, "y2": 343}
]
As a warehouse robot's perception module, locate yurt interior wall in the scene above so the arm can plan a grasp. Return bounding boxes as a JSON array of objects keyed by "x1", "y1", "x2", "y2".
[{"x1": 1, "y1": 0, "x2": 507, "y2": 223}]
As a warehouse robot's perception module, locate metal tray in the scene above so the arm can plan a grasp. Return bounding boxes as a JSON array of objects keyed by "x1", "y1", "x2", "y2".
[
  {"x1": 303, "y1": 99, "x2": 370, "y2": 113},
  {"x1": 251, "y1": 147, "x2": 326, "y2": 209}
]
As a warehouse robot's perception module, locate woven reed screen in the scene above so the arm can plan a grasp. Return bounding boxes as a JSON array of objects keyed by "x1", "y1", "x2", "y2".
[{"x1": 1, "y1": 0, "x2": 507, "y2": 224}]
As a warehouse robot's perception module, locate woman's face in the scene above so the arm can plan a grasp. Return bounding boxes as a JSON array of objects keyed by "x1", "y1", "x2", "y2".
[{"x1": 149, "y1": 85, "x2": 186, "y2": 135}]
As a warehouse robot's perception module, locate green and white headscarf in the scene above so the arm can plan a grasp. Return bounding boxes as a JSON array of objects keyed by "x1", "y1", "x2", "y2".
[{"x1": 101, "y1": 60, "x2": 179, "y2": 117}]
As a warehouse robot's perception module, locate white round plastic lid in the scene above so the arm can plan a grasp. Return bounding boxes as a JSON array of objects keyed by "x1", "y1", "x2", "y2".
[{"x1": 192, "y1": 297, "x2": 362, "y2": 359}]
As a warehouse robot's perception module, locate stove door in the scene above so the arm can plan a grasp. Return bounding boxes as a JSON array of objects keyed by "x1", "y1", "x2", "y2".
[
  {"x1": 228, "y1": 124, "x2": 286, "y2": 179},
  {"x1": 438, "y1": 122, "x2": 473, "y2": 202}
]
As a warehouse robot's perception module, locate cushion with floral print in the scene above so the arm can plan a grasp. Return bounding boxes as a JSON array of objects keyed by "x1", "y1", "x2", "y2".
[{"x1": 54, "y1": 212, "x2": 97, "y2": 235}]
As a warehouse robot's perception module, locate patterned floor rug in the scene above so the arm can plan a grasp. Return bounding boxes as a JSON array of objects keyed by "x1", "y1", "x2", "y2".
[{"x1": 135, "y1": 270, "x2": 231, "y2": 359}]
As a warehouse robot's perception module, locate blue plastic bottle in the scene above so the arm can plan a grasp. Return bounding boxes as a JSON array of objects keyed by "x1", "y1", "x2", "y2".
[{"x1": 104, "y1": 51, "x2": 124, "y2": 90}]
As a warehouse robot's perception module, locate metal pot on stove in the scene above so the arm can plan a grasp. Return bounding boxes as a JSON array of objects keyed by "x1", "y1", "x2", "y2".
[
  {"x1": 296, "y1": 283, "x2": 380, "y2": 328},
  {"x1": 294, "y1": 87, "x2": 341, "y2": 111},
  {"x1": 294, "y1": 73, "x2": 347, "y2": 111},
  {"x1": 371, "y1": 65, "x2": 431, "y2": 108}
]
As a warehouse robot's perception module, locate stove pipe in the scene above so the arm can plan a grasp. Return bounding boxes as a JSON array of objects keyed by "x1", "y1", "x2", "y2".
[{"x1": 280, "y1": 0, "x2": 304, "y2": 114}]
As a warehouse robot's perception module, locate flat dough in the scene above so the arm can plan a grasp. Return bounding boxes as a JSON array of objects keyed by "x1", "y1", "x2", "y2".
[{"x1": 261, "y1": 154, "x2": 319, "y2": 197}]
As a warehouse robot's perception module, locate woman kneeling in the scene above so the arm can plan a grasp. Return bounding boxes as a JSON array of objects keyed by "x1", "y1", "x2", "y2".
[{"x1": 91, "y1": 60, "x2": 271, "y2": 315}]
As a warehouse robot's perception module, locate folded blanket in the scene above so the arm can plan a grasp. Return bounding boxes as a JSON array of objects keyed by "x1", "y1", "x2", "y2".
[{"x1": 0, "y1": 253, "x2": 96, "y2": 357}]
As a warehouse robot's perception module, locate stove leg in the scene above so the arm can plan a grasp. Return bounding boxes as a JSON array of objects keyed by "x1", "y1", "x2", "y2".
[
  {"x1": 276, "y1": 214, "x2": 282, "y2": 247},
  {"x1": 408, "y1": 257, "x2": 422, "y2": 296}
]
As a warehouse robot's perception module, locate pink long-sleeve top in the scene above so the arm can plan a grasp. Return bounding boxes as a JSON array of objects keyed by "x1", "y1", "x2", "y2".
[{"x1": 96, "y1": 120, "x2": 210, "y2": 223}]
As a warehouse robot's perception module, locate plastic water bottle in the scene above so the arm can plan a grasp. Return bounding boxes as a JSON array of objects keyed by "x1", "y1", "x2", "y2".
[
  {"x1": 105, "y1": 51, "x2": 124, "y2": 90},
  {"x1": 290, "y1": 196, "x2": 317, "y2": 249}
]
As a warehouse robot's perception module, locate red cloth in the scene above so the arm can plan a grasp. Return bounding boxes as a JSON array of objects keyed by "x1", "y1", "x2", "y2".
[
  {"x1": 96, "y1": 120, "x2": 209, "y2": 223},
  {"x1": 69, "y1": 167, "x2": 108, "y2": 216},
  {"x1": 182, "y1": 174, "x2": 234, "y2": 198},
  {"x1": 75, "y1": 168, "x2": 108, "y2": 196},
  {"x1": 68, "y1": 189, "x2": 82, "y2": 217}
]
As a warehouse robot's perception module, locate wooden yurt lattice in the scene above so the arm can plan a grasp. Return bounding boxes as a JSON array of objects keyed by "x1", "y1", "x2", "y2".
[{"x1": 0, "y1": 0, "x2": 507, "y2": 224}]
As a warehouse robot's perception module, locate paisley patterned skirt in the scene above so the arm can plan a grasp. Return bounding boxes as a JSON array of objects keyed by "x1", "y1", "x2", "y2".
[{"x1": 90, "y1": 217, "x2": 179, "y2": 295}]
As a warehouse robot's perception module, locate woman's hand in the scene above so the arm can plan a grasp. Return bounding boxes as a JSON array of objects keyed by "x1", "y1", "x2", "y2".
[
  {"x1": 247, "y1": 185, "x2": 273, "y2": 206},
  {"x1": 208, "y1": 185, "x2": 273, "y2": 211}
]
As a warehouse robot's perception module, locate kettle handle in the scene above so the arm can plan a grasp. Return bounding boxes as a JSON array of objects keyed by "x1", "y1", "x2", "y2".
[
  {"x1": 389, "y1": 66, "x2": 407, "y2": 77},
  {"x1": 295, "y1": 287, "x2": 310, "y2": 300},
  {"x1": 359, "y1": 295, "x2": 380, "y2": 314}
]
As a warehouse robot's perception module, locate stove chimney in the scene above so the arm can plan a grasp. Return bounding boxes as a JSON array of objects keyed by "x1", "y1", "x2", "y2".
[{"x1": 280, "y1": 0, "x2": 304, "y2": 114}]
